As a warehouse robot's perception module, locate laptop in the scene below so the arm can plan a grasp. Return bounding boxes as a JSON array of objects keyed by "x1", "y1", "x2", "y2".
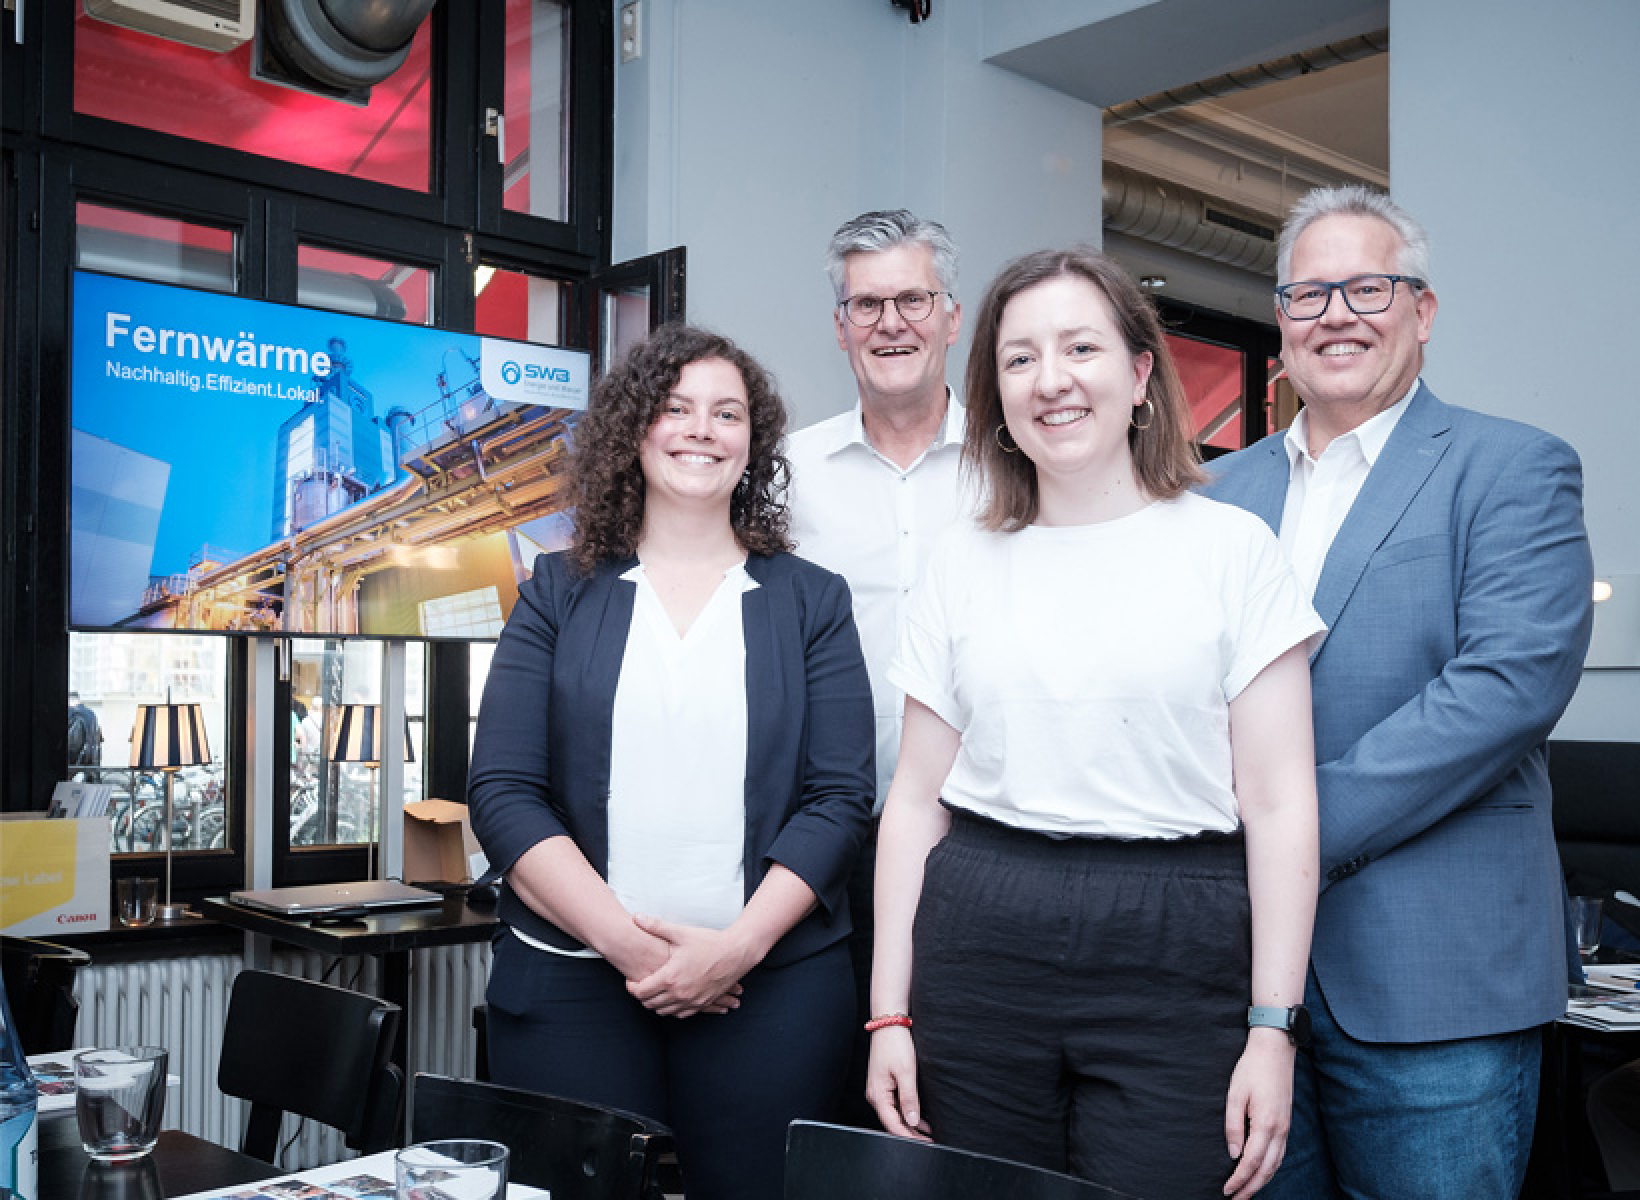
[{"x1": 228, "y1": 879, "x2": 443, "y2": 918}]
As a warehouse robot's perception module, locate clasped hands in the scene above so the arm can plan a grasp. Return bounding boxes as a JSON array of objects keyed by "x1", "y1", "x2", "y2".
[{"x1": 618, "y1": 913, "x2": 752, "y2": 1018}]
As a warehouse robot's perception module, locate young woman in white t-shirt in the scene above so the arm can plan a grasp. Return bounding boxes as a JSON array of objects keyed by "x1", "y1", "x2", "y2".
[{"x1": 865, "y1": 248, "x2": 1322, "y2": 1200}]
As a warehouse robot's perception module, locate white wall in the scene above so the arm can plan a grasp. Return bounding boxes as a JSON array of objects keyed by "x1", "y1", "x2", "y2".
[
  {"x1": 611, "y1": 0, "x2": 1104, "y2": 429},
  {"x1": 1392, "y1": 0, "x2": 1640, "y2": 739}
]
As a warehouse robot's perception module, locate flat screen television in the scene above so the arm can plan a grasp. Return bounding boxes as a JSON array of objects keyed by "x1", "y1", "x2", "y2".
[{"x1": 69, "y1": 269, "x2": 589, "y2": 639}]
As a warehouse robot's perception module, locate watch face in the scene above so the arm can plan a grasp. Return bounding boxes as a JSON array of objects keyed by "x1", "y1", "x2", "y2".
[{"x1": 1290, "y1": 1004, "x2": 1313, "y2": 1049}]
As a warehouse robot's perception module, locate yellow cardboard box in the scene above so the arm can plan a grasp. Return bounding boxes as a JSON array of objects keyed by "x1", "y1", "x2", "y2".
[{"x1": 0, "y1": 815, "x2": 112, "y2": 935}]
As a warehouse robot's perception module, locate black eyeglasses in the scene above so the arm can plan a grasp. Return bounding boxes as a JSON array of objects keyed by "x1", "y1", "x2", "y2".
[
  {"x1": 837, "y1": 288, "x2": 951, "y2": 328},
  {"x1": 1274, "y1": 274, "x2": 1426, "y2": 320}
]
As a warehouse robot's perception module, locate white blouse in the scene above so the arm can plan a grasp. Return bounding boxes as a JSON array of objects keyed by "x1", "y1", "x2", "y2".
[
  {"x1": 513, "y1": 561, "x2": 758, "y2": 959},
  {"x1": 605, "y1": 562, "x2": 757, "y2": 930}
]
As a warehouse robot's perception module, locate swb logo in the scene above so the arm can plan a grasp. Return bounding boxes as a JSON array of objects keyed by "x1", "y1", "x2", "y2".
[{"x1": 501, "y1": 360, "x2": 570, "y2": 385}]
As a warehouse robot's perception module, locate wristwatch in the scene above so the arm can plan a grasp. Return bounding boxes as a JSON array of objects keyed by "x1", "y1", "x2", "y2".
[{"x1": 1247, "y1": 1004, "x2": 1312, "y2": 1048}]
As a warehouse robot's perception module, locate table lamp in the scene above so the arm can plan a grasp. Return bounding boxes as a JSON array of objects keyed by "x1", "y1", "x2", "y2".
[
  {"x1": 129, "y1": 695, "x2": 212, "y2": 922},
  {"x1": 329, "y1": 703, "x2": 413, "y2": 880}
]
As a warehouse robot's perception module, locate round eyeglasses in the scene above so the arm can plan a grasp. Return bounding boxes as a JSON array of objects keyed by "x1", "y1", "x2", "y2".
[
  {"x1": 1274, "y1": 274, "x2": 1426, "y2": 321},
  {"x1": 838, "y1": 288, "x2": 951, "y2": 328}
]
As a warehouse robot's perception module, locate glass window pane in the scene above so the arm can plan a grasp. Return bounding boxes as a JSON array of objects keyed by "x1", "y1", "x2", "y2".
[
  {"x1": 298, "y1": 244, "x2": 434, "y2": 325},
  {"x1": 74, "y1": 12, "x2": 433, "y2": 193},
  {"x1": 502, "y1": 0, "x2": 571, "y2": 221},
  {"x1": 474, "y1": 265, "x2": 568, "y2": 343},
  {"x1": 69, "y1": 632, "x2": 229, "y2": 854},
  {"x1": 76, "y1": 201, "x2": 237, "y2": 293},
  {"x1": 291, "y1": 639, "x2": 425, "y2": 852},
  {"x1": 1167, "y1": 333, "x2": 1246, "y2": 452},
  {"x1": 469, "y1": 642, "x2": 496, "y2": 755},
  {"x1": 602, "y1": 285, "x2": 650, "y2": 367},
  {"x1": 1269, "y1": 357, "x2": 1299, "y2": 433}
]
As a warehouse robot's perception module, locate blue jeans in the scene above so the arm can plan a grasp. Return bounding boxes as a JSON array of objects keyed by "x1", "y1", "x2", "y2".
[{"x1": 1264, "y1": 969, "x2": 1542, "y2": 1200}]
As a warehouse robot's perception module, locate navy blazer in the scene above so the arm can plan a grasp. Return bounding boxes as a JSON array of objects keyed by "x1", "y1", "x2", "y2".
[
  {"x1": 468, "y1": 549, "x2": 876, "y2": 968},
  {"x1": 1207, "y1": 385, "x2": 1593, "y2": 1042}
]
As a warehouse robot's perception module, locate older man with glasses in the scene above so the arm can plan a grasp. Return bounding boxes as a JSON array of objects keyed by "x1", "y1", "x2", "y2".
[
  {"x1": 1209, "y1": 185, "x2": 1594, "y2": 1198},
  {"x1": 784, "y1": 209, "x2": 972, "y2": 1128}
]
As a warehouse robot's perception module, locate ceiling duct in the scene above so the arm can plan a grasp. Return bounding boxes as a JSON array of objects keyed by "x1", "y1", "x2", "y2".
[
  {"x1": 1102, "y1": 163, "x2": 1278, "y2": 276},
  {"x1": 254, "y1": 0, "x2": 436, "y2": 104},
  {"x1": 1105, "y1": 29, "x2": 1389, "y2": 127}
]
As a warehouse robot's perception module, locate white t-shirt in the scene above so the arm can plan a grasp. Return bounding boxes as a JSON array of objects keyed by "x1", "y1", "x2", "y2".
[{"x1": 888, "y1": 493, "x2": 1324, "y2": 838}]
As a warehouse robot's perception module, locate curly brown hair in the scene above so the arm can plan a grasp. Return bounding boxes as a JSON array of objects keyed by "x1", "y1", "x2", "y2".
[
  {"x1": 964, "y1": 247, "x2": 1204, "y2": 531},
  {"x1": 568, "y1": 323, "x2": 792, "y2": 573}
]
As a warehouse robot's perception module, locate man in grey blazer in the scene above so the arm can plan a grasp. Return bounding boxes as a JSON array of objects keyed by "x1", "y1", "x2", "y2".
[{"x1": 1208, "y1": 185, "x2": 1593, "y2": 1198}]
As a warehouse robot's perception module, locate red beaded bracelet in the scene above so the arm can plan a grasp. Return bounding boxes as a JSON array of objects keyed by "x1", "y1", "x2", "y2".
[{"x1": 864, "y1": 1012, "x2": 913, "y2": 1032}]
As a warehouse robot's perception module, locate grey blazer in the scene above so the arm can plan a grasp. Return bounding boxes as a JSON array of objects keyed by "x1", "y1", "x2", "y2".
[{"x1": 1208, "y1": 384, "x2": 1593, "y2": 1042}]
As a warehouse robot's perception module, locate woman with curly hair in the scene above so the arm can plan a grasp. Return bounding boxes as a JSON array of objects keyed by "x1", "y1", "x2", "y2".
[{"x1": 469, "y1": 323, "x2": 875, "y2": 1200}]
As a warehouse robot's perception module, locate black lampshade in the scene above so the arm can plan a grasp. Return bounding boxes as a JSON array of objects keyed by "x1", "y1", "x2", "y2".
[
  {"x1": 130, "y1": 702, "x2": 212, "y2": 771},
  {"x1": 329, "y1": 703, "x2": 414, "y2": 766}
]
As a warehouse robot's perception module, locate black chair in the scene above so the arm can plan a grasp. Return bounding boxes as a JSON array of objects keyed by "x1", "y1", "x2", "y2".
[
  {"x1": 0, "y1": 936, "x2": 91, "y2": 1054},
  {"x1": 411, "y1": 1072, "x2": 673, "y2": 1200},
  {"x1": 217, "y1": 969, "x2": 403, "y2": 1163},
  {"x1": 784, "y1": 1120, "x2": 1142, "y2": 1200}
]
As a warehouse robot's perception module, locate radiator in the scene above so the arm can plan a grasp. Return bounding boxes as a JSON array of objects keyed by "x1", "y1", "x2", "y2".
[{"x1": 72, "y1": 942, "x2": 491, "y2": 1171}]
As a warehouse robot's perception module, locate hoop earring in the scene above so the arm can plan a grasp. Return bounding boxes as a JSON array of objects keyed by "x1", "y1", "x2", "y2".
[
  {"x1": 994, "y1": 423, "x2": 1019, "y2": 454},
  {"x1": 1131, "y1": 398, "x2": 1155, "y2": 432}
]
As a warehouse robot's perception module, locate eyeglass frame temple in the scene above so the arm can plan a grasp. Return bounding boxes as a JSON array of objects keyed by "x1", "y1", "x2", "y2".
[{"x1": 1273, "y1": 274, "x2": 1427, "y2": 320}]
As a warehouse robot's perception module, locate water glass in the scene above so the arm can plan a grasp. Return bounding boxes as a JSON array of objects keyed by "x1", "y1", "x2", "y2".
[
  {"x1": 396, "y1": 1139, "x2": 510, "y2": 1200},
  {"x1": 116, "y1": 878, "x2": 158, "y2": 928},
  {"x1": 1575, "y1": 895, "x2": 1605, "y2": 960},
  {"x1": 75, "y1": 1047, "x2": 168, "y2": 1162}
]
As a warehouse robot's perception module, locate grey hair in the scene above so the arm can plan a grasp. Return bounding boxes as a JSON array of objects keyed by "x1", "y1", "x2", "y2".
[
  {"x1": 825, "y1": 209, "x2": 959, "y2": 301},
  {"x1": 1276, "y1": 185, "x2": 1432, "y2": 287}
]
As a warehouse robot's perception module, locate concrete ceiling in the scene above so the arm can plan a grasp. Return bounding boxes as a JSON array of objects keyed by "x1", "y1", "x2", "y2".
[
  {"x1": 1205, "y1": 54, "x2": 1387, "y2": 175},
  {"x1": 984, "y1": 0, "x2": 1389, "y2": 111},
  {"x1": 986, "y1": 3, "x2": 1392, "y2": 318}
]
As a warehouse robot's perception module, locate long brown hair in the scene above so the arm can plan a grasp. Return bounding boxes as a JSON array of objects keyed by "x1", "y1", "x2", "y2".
[
  {"x1": 568, "y1": 323, "x2": 791, "y2": 573},
  {"x1": 963, "y1": 247, "x2": 1203, "y2": 531}
]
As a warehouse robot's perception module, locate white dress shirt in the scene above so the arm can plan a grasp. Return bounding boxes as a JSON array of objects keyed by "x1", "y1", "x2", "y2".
[
  {"x1": 785, "y1": 390, "x2": 971, "y2": 808},
  {"x1": 1279, "y1": 383, "x2": 1419, "y2": 597}
]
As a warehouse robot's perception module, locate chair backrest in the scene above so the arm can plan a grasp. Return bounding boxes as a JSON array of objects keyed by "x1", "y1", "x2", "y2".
[
  {"x1": 783, "y1": 1121, "x2": 1142, "y2": 1200},
  {"x1": 410, "y1": 1073, "x2": 673, "y2": 1200},
  {"x1": 217, "y1": 969, "x2": 402, "y2": 1162},
  {"x1": 0, "y1": 936, "x2": 90, "y2": 1054}
]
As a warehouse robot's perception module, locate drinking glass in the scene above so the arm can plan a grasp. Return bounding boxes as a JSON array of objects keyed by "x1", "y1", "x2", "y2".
[
  {"x1": 75, "y1": 1047, "x2": 168, "y2": 1162},
  {"x1": 116, "y1": 878, "x2": 158, "y2": 928},
  {"x1": 1575, "y1": 896, "x2": 1605, "y2": 960},
  {"x1": 396, "y1": 1139, "x2": 510, "y2": 1200}
]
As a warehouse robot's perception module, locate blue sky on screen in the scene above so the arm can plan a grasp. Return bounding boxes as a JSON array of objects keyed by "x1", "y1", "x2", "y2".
[{"x1": 71, "y1": 271, "x2": 507, "y2": 575}]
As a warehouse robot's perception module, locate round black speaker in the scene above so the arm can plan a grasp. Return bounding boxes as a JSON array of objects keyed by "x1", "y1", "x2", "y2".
[{"x1": 263, "y1": 0, "x2": 437, "y2": 93}]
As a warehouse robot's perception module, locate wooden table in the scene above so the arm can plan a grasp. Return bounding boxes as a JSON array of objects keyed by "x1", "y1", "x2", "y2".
[
  {"x1": 39, "y1": 1118, "x2": 281, "y2": 1199},
  {"x1": 198, "y1": 893, "x2": 496, "y2": 1074}
]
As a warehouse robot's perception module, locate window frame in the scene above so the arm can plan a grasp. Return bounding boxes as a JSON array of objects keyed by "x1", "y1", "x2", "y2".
[{"x1": 0, "y1": 0, "x2": 613, "y2": 903}]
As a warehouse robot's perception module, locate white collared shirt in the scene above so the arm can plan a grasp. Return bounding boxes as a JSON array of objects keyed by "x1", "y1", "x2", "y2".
[
  {"x1": 1279, "y1": 382, "x2": 1419, "y2": 597},
  {"x1": 785, "y1": 390, "x2": 972, "y2": 808}
]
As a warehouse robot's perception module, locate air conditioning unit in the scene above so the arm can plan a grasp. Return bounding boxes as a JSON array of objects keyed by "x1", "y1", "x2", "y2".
[{"x1": 82, "y1": 0, "x2": 255, "y2": 54}]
